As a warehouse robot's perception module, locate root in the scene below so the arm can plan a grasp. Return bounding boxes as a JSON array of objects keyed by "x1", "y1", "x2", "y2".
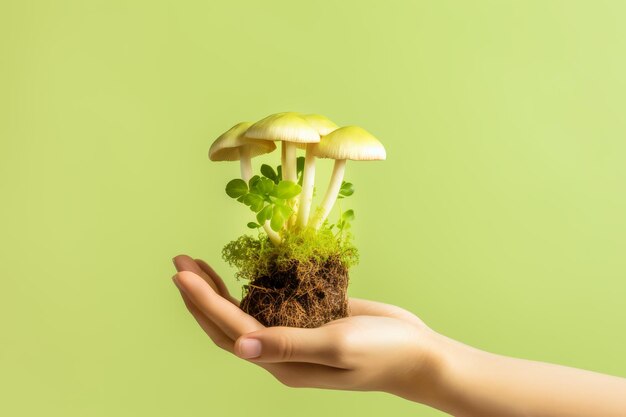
[{"x1": 240, "y1": 255, "x2": 350, "y2": 328}]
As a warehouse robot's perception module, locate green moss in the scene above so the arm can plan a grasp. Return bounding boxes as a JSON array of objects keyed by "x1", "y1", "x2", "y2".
[{"x1": 222, "y1": 226, "x2": 359, "y2": 282}]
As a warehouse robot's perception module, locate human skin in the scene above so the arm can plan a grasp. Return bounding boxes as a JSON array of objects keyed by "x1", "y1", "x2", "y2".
[{"x1": 171, "y1": 254, "x2": 626, "y2": 417}]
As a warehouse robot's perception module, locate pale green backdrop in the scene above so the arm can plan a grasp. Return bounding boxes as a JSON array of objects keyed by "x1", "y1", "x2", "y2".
[{"x1": 1, "y1": 1, "x2": 625, "y2": 416}]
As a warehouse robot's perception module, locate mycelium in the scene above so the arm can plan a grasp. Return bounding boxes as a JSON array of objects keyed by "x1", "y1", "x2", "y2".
[{"x1": 208, "y1": 113, "x2": 386, "y2": 328}]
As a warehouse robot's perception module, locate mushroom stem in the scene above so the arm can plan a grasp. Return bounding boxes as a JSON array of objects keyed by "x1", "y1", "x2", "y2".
[
  {"x1": 282, "y1": 142, "x2": 297, "y2": 183},
  {"x1": 239, "y1": 146, "x2": 253, "y2": 182},
  {"x1": 281, "y1": 141, "x2": 298, "y2": 228},
  {"x1": 296, "y1": 144, "x2": 316, "y2": 228},
  {"x1": 310, "y1": 159, "x2": 346, "y2": 230},
  {"x1": 263, "y1": 221, "x2": 281, "y2": 245}
]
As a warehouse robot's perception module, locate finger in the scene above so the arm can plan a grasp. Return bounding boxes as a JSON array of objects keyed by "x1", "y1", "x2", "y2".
[
  {"x1": 194, "y1": 258, "x2": 240, "y2": 306},
  {"x1": 173, "y1": 278, "x2": 234, "y2": 353},
  {"x1": 173, "y1": 255, "x2": 221, "y2": 294},
  {"x1": 233, "y1": 326, "x2": 348, "y2": 368},
  {"x1": 174, "y1": 271, "x2": 264, "y2": 340},
  {"x1": 349, "y1": 298, "x2": 424, "y2": 326}
]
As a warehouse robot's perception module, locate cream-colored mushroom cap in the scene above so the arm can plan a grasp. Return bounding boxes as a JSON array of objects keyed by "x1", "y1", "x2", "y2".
[
  {"x1": 209, "y1": 122, "x2": 276, "y2": 161},
  {"x1": 244, "y1": 112, "x2": 320, "y2": 144},
  {"x1": 312, "y1": 126, "x2": 386, "y2": 161},
  {"x1": 301, "y1": 113, "x2": 339, "y2": 136},
  {"x1": 297, "y1": 114, "x2": 339, "y2": 149}
]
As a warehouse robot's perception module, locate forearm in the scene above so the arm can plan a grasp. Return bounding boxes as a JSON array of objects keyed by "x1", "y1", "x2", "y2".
[{"x1": 398, "y1": 331, "x2": 626, "y2": 417}]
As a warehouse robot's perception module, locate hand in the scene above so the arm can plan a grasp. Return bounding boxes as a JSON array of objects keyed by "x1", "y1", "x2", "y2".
[
  {"x1": 171, "y1": 255, "x2": 626, "y2": 416},
  {"x1": 171, "y1": 254, "x2": 442, "y2": 401}
]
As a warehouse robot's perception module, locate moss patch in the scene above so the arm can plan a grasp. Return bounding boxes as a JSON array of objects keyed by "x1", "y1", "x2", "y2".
[
  {"x1": 222, "y1": 227, "x2": 358, "y2": 327},
  {"x1": 222, "y1": 227, "x2": 358, "y2": 282}
]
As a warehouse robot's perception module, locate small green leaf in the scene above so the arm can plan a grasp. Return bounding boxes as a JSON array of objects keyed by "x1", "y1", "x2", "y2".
[
  {"x1": 339, "y1": 181, "x2": 354, "y2": 197},
  {"x1": 256, "y1": 177, "x2": 275, "y2": 194},
  {"x1": 271, "y1": 180, "x2": 302, "y2": 199},
  {"x1": 241, "y1": 194, "x2": 253, "y2": 206},
  {"x1": 270, "y1": 204, "x2": 291, "y2": 232},
  {"x1": 270, "y1": 210, "x2": 284, "y2": 231},
  {"x1": 274, "y1": 203, "x2": 293, "y2": 217},
  {"x1": 270, "y1": 203, "x2": 293, "y2": 231},
  {"x1": 260, "y1": 164, "x2": 277, "y2": 181},
  {"x1": 243, "y1": 194, "x2": 264, "y2": 212},
  {"x1": 341, "y1": 209, "x2": 355, "y2": 222},
  {"x1": 225, "y1": 179, "x2": 248, "y2": 198},
  {"x1": 276, "y1": 165, "x2": 282, "y2": 182},
  {"x1": 252, "y1": 201, "x2": 264, "y2": 212},
  {"x1": 270, "y1": 197, "x2": 285, "y2": 205},
  {"x1": 247, "y1": 222, "x2": 261, "y2": 229},
  {"x1": 248, "y1": 175, "x2": 260, "y2": 189},
  {"x1": 256, "y1": 204, "x2": 273, "y2": 224},
  {"x1": 236, "y1": 195, "x2": 246, "y2": 203}
]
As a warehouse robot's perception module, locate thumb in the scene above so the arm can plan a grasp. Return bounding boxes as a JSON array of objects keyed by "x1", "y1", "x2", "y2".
[{"x1": 234, "y1": 326, "x2": 344, "y2": 368}]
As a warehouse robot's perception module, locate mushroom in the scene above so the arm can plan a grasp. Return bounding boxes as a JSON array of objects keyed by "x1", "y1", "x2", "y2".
[
  {"x1": 209, "y1": 122, "x2": 280, "y2": 245},
  {"x1": 244, "y1": 112, "x2": 319, "y2": 183},
  {"x1": 309, "y1": 126, "x2": 386, "y2": 230},
  {"x1": 209, "y1": 122, "x2": 276, "y2": 182},
  {"x1": 296, "y1": 114, "x2": 339, "y2": 228}
]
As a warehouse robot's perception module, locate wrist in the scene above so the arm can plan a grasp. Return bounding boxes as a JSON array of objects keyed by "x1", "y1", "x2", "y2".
[
  {"x1": 387, "y1": 327, "x2": 475, "y2": 413},
  {"x1": 384, "y1": 327, "x2": 450, "y2": 404}
]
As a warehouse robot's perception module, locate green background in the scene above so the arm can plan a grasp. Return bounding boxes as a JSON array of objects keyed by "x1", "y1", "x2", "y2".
[{"x1": 1, "y1": 1, "x2": 625, "y2": 416}]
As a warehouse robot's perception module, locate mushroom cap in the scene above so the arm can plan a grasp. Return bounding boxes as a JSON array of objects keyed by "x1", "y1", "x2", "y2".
[
  {"x1": 300, "y1": 113, "x2": 339, "y2": 136},
  {"x1": 209, "y1": 122, "x2": 276, "y2": 161},
  {"x1": 244, "y1": 112, "x2": 320, "y2": 144},
  {"x1": 311, "y1": 126, "x2": 386, "y2": 161},
  {"x1": 297, "y1": 114, "x2": 339, "y2": 150}
]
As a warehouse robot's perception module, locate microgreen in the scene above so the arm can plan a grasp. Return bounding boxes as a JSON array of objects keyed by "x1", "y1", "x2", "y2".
[
  {"x1": 225, "y1": 173, "x2": 302, "y2": 232},
  {"x1": 338, "y1": 181, "x2": 354, "y2": 199},
  {"x1": 225, "y1": 159, "x2": 356, "y2": 239}
]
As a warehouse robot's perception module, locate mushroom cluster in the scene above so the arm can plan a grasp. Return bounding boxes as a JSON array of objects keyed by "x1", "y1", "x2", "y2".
[{"x1": 209, "y1": 112, "x2": 386, "y2": 245}]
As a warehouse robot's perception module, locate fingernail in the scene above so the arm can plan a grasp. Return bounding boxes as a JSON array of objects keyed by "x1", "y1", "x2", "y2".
[{"x1": 238, "y1": 338, "x2": 262, "y2": 359}]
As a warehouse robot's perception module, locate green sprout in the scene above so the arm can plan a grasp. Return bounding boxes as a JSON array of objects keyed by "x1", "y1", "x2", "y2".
[{"x1": 225, "y1": 176, "x2": 301, "y2": 232}]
